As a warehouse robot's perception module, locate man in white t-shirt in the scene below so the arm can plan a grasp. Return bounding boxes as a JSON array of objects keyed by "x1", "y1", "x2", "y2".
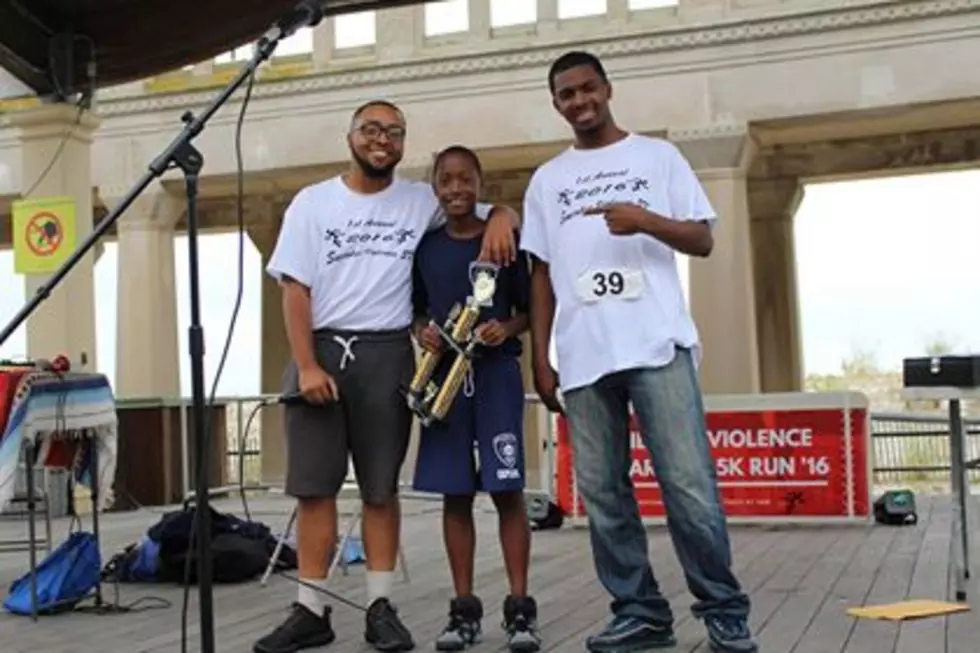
[
  {"x1": 254, "y1": 100, "x2": 520, "y2": 653},
  {"x1": 520, "y1": 52, "x2": 757, "y2": 653}
]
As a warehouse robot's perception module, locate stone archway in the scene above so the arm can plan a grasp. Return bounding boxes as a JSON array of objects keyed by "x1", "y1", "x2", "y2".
[{"x1": 748, "y1": 99, "x2": 980, "y2": 391}]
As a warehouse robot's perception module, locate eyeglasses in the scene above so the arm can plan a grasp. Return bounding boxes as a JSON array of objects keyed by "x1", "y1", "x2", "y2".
[{"x1": 354, "y1": 121, "x2": 406, "y2": 142}]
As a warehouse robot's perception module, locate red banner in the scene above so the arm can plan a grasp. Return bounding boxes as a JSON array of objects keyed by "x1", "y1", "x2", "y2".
[
  {"x1": 0, "y1": 367, "x2": 29, "y2": 433},
  {"x1": 556, "y1": 405, "x2": 870, "y2": 521}
]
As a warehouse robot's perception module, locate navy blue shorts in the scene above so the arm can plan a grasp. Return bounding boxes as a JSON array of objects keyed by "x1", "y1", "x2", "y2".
[{"x1": 412, "y1": 355, "x2": 526, "y2": 496}]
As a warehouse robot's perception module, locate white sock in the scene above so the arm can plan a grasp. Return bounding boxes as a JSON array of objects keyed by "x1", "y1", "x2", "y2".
[
  {"x1": 366, "y1": 570, "x2": 395, "y2": 607},
  {"x1": 298, "y1": 577, "x2": 329, "y2": 616}
]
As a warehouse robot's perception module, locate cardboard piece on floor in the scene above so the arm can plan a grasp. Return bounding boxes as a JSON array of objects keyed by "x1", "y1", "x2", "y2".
[{"x1": 847, "y1": 599, "x2": 971, "y2": 621}]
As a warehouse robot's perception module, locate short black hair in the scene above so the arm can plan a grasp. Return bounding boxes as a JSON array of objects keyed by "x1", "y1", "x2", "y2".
[
  {"x1": 351, "y1": 99, "x2": 404, "y2": 123},
  {"x1": 547, "y1": 50, "x2": 608, "y2": 93},
  {"x1": 432, "y1": 144, "x2": 483, "y2": 179}
]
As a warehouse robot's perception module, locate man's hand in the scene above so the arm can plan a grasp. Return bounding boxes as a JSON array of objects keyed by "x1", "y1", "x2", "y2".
[
  {"x1": 583, "y1": 202, "x2": 654, "y2": 236},
  {"x1": 416, "y1": 322, "x2": 443, "y2": 354},
  {"x1": 475, "y1": 320, "x2": 508, "y2": 347},
  {"x1": 533, "y1": 360, "x2": 564, "y2": 414},
  {"x1": 478, "y1": 206, "x2": 519, "y2": 265},
  {"x1": 584, "y1": 202, "x2": 715, "y2": 256},
  {"x1": 298, "y1": 364, "x2": 338, "y2": 404}
]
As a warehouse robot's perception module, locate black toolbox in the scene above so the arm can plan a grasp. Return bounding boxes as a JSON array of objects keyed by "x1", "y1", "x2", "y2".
[{"x1": 903, "y1": 355, "x2": 980, "y2": 388}]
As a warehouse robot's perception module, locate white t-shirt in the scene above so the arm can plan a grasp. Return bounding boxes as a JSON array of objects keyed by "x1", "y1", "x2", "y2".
[
  {"x1": 520, "y1": 133, "x2": 715, "y2": 393},
  {"x1": 266, "y1": 175, "x2": 490, "y2": 331}
]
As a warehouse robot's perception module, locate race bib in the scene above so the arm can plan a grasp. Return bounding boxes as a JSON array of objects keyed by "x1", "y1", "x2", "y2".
[{"x1": 575, "y1": 268, "x2": 645, "y2": 304}]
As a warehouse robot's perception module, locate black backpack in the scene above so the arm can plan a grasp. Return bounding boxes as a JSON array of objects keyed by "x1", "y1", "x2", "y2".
[
  {"x1": 873, "y1": 489, "x2": 918, "y2": 526},
  {"x1": 145, "y1": 506, "x2": 295, "y2": 584}
]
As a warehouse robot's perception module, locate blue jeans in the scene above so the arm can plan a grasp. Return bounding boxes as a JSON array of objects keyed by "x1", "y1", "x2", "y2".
[{"x1": 563, "y1": 347, "x2": 750, "y2": 627}]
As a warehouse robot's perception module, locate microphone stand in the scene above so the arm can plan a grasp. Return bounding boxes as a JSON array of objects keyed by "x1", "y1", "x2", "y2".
[{"x1": 0, "y1": 2, "x2": 326, "y2": 651}]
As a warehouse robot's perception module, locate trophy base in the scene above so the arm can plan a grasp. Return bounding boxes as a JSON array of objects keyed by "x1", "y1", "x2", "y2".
[
  {"x1": 409, "y1": 406, "x2": 439, "y2": 428},
  {"x1": 402, "y1": 385, "x2": 440, "y2": 427}
]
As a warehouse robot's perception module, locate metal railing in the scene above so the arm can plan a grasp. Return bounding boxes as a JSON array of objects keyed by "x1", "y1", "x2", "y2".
[
  {"x1": 218, "y1": 393, "x2": 558, "y2": 498},
  {"x1": 216, "y1": 398, "x2": 980, "y2": 494},
  {"x1": 869, "y1": 412, "x2": 980, "y2": 488},
  {"x1": 220, "y1": 394, "x2": 277, "y2": 490}
]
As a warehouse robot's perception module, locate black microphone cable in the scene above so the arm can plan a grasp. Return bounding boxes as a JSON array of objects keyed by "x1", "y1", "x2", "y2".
[
  {"x1": 233, "y1": 393, "x2": 421, "y2": 631},
  {"x1": 235, "y1": 392, "x2": 306, "y2": 522}
]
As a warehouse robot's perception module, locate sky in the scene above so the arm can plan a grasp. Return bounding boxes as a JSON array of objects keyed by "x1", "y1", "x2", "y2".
[{"x1": 2, "y1": 0, "x2": 978, "y2": 397}]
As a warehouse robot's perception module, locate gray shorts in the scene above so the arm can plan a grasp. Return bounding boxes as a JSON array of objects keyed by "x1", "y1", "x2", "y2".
[{"x1": 281, "y1": 327, "x2": 415, "y2": 505}]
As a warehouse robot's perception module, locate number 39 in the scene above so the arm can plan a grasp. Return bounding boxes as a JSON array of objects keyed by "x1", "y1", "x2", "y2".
[{"x1": 592, "y1": 271, "x2": 624, "y2": 297}]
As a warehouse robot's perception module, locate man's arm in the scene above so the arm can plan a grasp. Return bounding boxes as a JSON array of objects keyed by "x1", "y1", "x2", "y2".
[
  {"x1": 266, "y1": 191, "x2": 319, "y2": 368},
  {"x1": 639, "y1": 213, "x2": 713, "y2": 257},
  {"x1": 528, "y1": 255, "x2": 563, "y2": 413},
  {"x1": 486, "y1": 203, "x2": 521, "y2": 230},
  {"x1": 520, "y1": 175, "x2": 562, "y2": 412},
  {"x1": 266, "y1": 191, "x2": 339, "y2": 402},
  {"x1": 520, "y1": 178, "x2": 553, "y2": 363},
  {"x1": 584, "y1": 143, "x2": 717, "y2": 257},
  {"x1": 528, "y1": 256, "x2": 556, "y2": 373},
  {"x1": 281, "y1": 277, "x2": 318, "y2": 371},
  {"x1": 584, "y1": 202, "x2": 712, "y2": 257},
  {"x1": 661, "y1": 141, "x2": 716, "y2": 256},
  {"x1": 479, "y1": 203, "x2": 520, "y2": 265}
]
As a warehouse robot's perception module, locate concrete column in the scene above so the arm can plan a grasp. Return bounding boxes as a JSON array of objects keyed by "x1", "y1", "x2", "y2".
[
  {"x1": 376, "y1": 5, "x2": 423, "y2": 61},
  {"x1": 11, "y1": 103, "x2": 100, "y2": 371},
  {"x1": 608, "y1": 0, "x2": 630, "y2": 22},
  {"x1": 669, "y1": 125, "x2": 761, "y2": 394},
  {"x1": 748, "y1": 177, "x2": 805, "y2": 392},
  {"x1": 113, "y1": 188, "x2": 182, "y2": 398},
  {"x1": 247, "y1": 220, "x2": 289, "y2": 486},
  {"x1": 311, "y1": 17, "x2": 335, "y2": 67},
  {"x1": 537, "y1": 0, "x2": 559, "y2": 35},
  {"x1": 469, "y1": 0, "x2": 492, "y2": 40},
  {"x1": 678, "y1": 0, "x2": 729, "y2": 23}
]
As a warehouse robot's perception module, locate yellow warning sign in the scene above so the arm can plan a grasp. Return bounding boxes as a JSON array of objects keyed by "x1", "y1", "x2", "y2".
[{"x1": 12, "y1": 196, "x2": 76, "y2": 275}]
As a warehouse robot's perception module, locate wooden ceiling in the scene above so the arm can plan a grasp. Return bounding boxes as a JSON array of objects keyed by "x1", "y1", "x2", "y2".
[{"x1": 0, "y1": 1, "x2": 433, "y2": 97}]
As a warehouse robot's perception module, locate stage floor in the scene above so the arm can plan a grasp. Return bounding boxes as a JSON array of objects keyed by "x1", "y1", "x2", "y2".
[{"x1": 0, "y1": 492, "x2": 977, "y2": 652}]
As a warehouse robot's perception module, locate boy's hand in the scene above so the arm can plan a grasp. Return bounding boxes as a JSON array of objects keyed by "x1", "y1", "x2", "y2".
[
  {"x1": 475, "y1": 320, "x2": 508, "y2": 346},
  {"x1": 417, "y1": 322, "x2": 443, "y2": 354}
]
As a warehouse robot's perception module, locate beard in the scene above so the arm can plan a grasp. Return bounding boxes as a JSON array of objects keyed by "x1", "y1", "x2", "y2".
[{"x1": 351, "y1": 148, "x2": 399, "y2": 179}]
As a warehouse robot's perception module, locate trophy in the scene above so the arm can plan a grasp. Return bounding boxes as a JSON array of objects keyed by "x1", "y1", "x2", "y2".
[{"x1": 406, "y1": 262, "x2": 499, "y2": 426}]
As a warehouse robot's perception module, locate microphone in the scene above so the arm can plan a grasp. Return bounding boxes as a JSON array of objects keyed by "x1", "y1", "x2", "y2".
[{"x1": 260, "y1": 0, "x2": 325, "y2": 46}]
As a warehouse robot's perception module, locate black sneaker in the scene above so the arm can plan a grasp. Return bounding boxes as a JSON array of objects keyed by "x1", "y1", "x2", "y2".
[
  {"x1": 585, "y1": 615, "x2": 676, "y2": 652},
  {"x1": 503, "y1": 595, "x2": 541, "y2": 652},
  {"x1": 704, "y1": 614, "x2": 758, "y2": 652},
  {"x1": 365, "y1": 597, "x2": 415, "y2": 651},
  {"x1": 435, "y1": 595, "x2": 483, "y2": 651},
  {"x1": 253, "y1": 602, "x2": 336, "y2": 653}
]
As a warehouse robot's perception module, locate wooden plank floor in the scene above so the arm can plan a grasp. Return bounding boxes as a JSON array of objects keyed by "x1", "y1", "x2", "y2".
[{"x1": 0, "y1": 493, "x2": 976, "y2": 652}]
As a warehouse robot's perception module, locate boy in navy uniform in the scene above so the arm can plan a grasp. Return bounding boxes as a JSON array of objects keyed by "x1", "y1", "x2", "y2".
[{"x1": 411, "y1": 145, "x2": 541, "y2": 652}]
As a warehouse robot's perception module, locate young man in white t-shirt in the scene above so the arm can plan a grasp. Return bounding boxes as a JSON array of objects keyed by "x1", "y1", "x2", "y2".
[
  {"x1": 520, "y1": 52, "x2": 757, "y2": 653},
  {"x1": 254, "y1": 100, "x2": 520, "y2": 653}
]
